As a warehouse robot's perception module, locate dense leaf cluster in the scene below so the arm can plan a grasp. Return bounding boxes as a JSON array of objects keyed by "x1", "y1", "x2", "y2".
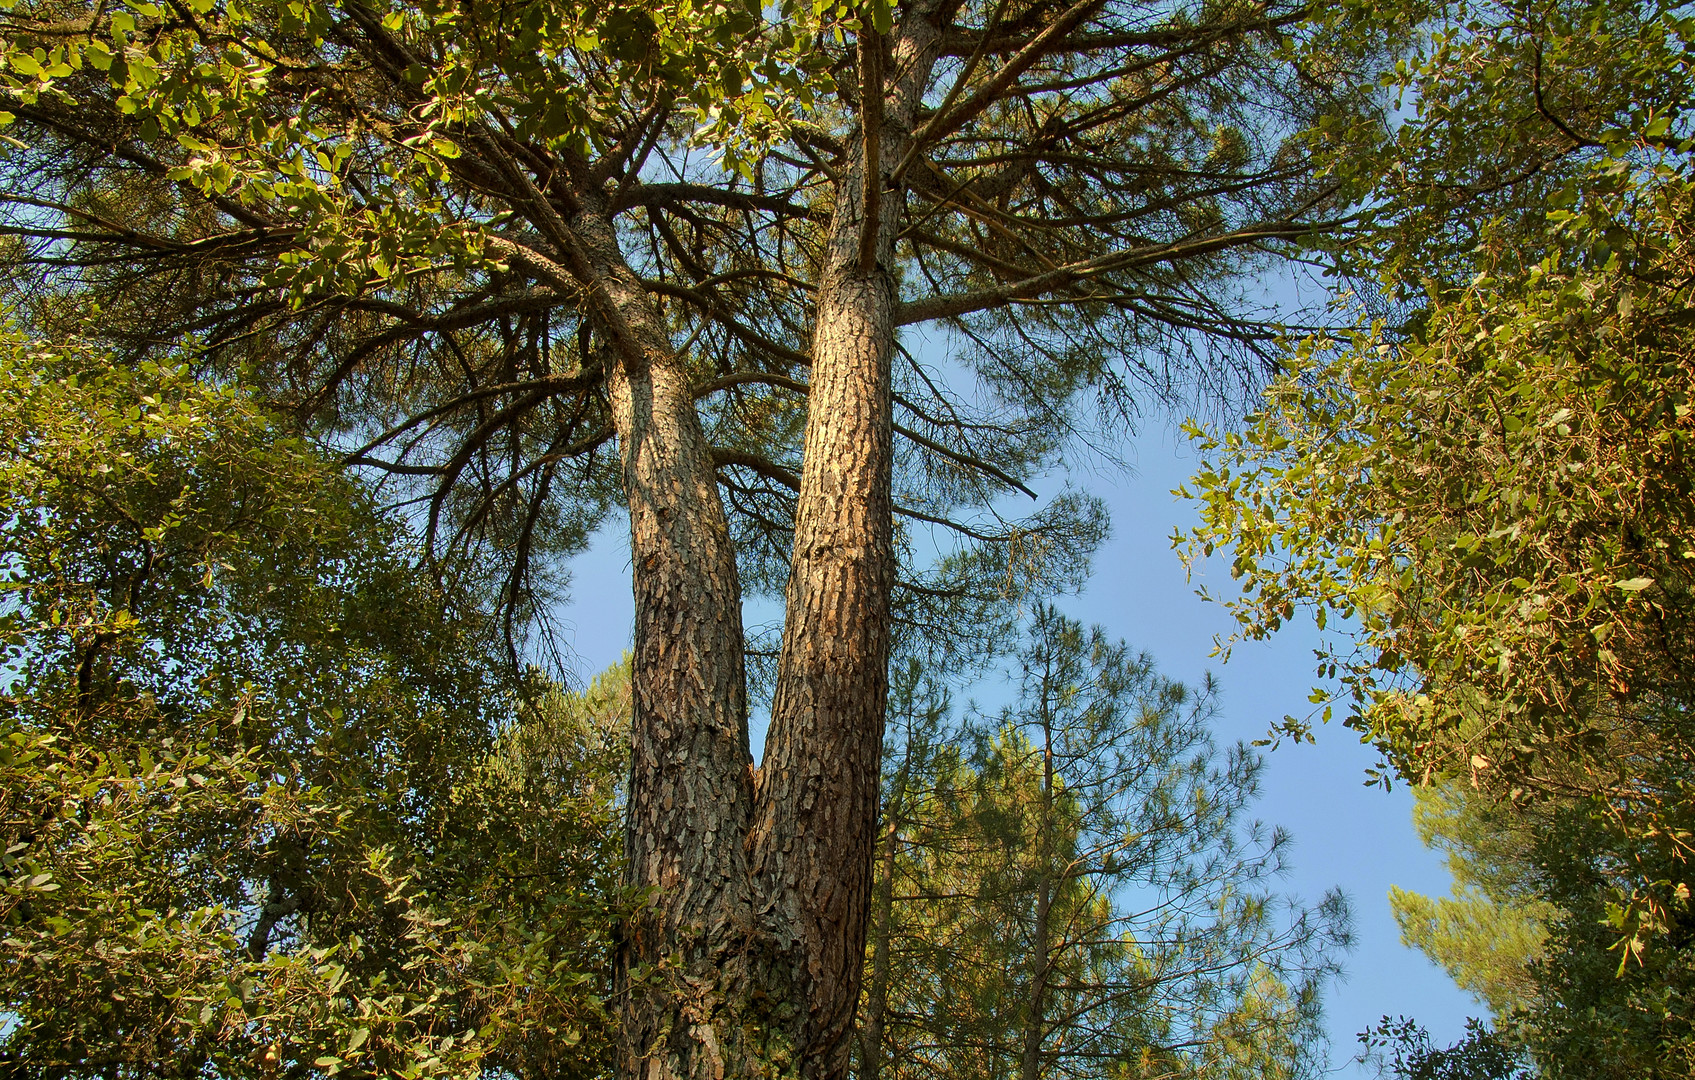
[
  {"x1": 1180, "y1": 0, "x2": 1695, "y2": 1072},
  {"x1": 0, "y1": 333, "x2": 627, "y2": 1079}
]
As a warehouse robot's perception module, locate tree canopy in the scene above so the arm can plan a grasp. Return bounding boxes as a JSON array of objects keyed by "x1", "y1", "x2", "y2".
[
  {"x1": 0, "y1": 0, "x2": 1391, "y2": 624},
  {"x1": 1180, "y1": 0, "x2": 1695, "y2": 1072},
  {"x1": 0, "y1": 0, "x2": 1404, "y2": 1071}
]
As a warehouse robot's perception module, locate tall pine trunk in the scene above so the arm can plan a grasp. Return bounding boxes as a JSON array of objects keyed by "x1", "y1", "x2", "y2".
[
  {"x1": 751, "y1": 4, "x2": 949, "y2": 1078},
  {"x1": 1019, "y1": 700, "x2": 1058, "y2": 1080},
  {"x1": 566, "y1": 209, "x2": 763, "y2": 1080}
]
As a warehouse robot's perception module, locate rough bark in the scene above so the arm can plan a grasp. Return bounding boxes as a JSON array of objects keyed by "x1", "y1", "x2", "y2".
[
  {"x1": 751, "y1": 252, "x2": 897, "y2": 1080},
  {"x1": 750, "y1": 5, "x2": 951, "y2": 1079},
  {"x1": 572, "y1": 208, "x2": 762, "y2": 1080}
]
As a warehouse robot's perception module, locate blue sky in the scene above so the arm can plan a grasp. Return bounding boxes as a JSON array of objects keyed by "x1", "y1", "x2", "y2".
[
  {"x1": 559, "y1": 413, "x2": 1482, "y2": 1075},
  {"x1": 1054, "y1": 423, "x2": 1480, "y2": 1072}
]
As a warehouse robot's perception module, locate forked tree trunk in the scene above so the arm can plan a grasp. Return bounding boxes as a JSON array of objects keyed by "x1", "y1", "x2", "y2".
[{"x1": 582, "y1": 5, "x2": 951, "y2": 1077}]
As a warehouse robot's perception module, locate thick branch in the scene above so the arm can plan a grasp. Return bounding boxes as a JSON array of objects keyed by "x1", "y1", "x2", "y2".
[{"x1": 622, "y1": 181, "x2": 830, "y2": 221}]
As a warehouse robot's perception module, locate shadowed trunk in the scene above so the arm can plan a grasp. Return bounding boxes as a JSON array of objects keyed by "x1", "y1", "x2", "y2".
[
  {"x1": 573, "y1": 208, "x2": 762, "y2": 1080},
  {"x1": 855, "y1": 732, "x2": 912, "y2": 1080}
]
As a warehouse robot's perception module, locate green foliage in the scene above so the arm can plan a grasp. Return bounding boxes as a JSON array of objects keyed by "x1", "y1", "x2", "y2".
[
  {"x1": 1179, "y1": 252, "x2": 1695, "y2": 782},
  {"x1": 0, "y1": 0, "x2": 837, "y2": 304},
  {"x1": 1358, "y1": 1016, "x2": 1532, "y2": 1080},
  {"x1": 1519, "y1": 793, "x2": 1695, "y2": 1080},
  {"x1": 857, "y1": 608, "x2": 1349, "y2": 1080},
  {"x1": 1378, "y1": 773, "x2": 1695, "y2": 1078},
  {"x1": 0, "y1": 329, "x2": 628, "y2": 1079},
  {"x1": 1332, "y1": 0, "x2": 1695, "y2": 286},
  {"x1": 1389, "y1": 784, "x2": 1557, "y2": 1017},
  {"x1": 1177, "y1": 1, "x2": 1695, "y2": 1073}
]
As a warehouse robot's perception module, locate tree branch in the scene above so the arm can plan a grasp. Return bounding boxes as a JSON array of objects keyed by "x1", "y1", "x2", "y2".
[
  {"x1": 859, "y1": 16, "x2": 885, "y2": 274},
  {"x1": 895, "y1": 217, "x2": 1338, "y2": 325}
]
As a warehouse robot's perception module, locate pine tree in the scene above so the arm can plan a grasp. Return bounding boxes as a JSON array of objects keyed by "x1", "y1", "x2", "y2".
[{"x1": 857, "y1": 608, "x2": 1349, "y2": 1080}]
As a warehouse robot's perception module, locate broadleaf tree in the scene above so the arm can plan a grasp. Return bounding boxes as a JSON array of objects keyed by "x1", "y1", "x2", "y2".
[
  {"x1": 0, "y1": 329, "x2": 629, "y2": 1079},
  {"x1": 1178, "y1": 0, "x2": 1695, "y2": 1072},
  {"x1": 0, "y1": 0, "x2": 1401, "y2": 1073}
]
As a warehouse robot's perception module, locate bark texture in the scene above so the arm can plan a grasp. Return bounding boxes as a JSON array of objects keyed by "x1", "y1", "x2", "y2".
[
  {"x1": 751, "y1": 6, "x2": 950, "y2": 1078},
  {"x1": 572, "y1": 209, "x2": 763, "y2": 1080},
  {"x1": 562, "y1": 10, "x2": 954, "y2": 1078}
]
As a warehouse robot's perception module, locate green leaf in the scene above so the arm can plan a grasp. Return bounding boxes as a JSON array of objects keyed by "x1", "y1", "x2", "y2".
[{"x1": 867, "y1": 0, "x2": 893, "y2": 35}]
